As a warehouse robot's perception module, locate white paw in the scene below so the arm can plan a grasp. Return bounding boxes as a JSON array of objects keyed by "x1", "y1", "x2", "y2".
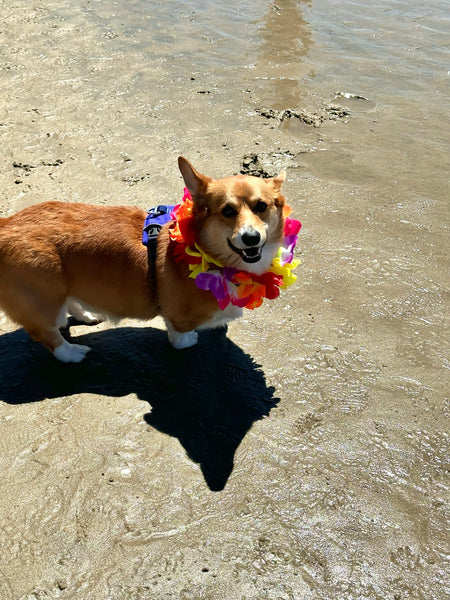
[
  {"x1": 67, "y1": 300, "x2": 102, "y2": 324},
  {"x1": 53, "y1": 340, "x2": 91, "y2": 363},
  {"x1": 168, "y1": 330, "x2": 199, "y2": 350},
  {"x1": 76, "y1": 311, "x2": 100, "y2": 325}
]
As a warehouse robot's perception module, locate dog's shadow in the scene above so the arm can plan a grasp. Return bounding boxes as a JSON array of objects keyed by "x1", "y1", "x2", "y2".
[{"x1": 0, "y1": 325, "x2": 279, "y2": 491}]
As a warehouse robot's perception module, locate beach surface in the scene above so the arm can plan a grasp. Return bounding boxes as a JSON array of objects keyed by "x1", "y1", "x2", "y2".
[{"x1": 0, "y1": 1, "x2": 448, "y2": 599}]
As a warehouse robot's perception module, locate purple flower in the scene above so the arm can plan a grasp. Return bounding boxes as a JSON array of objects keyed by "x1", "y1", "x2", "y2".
[
  {"x1": 280, "y1": 234, "x2": 298, "y2": 265},
  {"x1": 195, "y1": 271, "x2": 231, "y2": 308}
]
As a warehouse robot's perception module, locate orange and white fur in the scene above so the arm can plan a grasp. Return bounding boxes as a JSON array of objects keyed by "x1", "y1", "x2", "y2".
[{"x1": 0, "y1": 157, "x2": 287, "y2": 362}]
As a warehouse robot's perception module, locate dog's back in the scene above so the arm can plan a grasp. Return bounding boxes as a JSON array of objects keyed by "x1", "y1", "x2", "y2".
[{"x1": 0, "y1": 202, "x2": 159, "y2": 360}]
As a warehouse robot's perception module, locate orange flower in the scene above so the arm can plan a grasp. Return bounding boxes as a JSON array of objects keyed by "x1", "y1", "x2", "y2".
[{"x1": 170, "y1": 191, "x2": 196, "y2": 246}]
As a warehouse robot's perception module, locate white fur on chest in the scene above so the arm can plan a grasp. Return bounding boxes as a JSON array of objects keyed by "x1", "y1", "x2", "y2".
[{"x1": 196, "y1": 303, "x2": 243, "y2": 330}]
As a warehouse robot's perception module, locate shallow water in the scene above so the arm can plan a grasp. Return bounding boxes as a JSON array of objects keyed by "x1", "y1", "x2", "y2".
[{"x1": 0, "y1": 1, "x2": 448, "y2": 599}]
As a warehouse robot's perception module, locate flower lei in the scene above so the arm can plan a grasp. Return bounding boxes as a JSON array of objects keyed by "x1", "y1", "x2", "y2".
[{"x1": 169, "y1": 188, "x2": 301, "y2": 310}]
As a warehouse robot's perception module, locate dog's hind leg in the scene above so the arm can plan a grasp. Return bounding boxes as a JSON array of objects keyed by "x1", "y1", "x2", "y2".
[
  {"x1": 67, "y1": 299, "x2": 102, "y2": 325},
  {"x1": 21, "y1": 303, "x2": 91, "y2": 363},
  {"x1": 0, "y1": 283, "x2": 91, "y2": 363},
  {"x1": 27, "y1": 323, "x2": 91, "y2": 363},
  {"x1": 52, "y1": 338, "x2": 91, "y2": 363}
]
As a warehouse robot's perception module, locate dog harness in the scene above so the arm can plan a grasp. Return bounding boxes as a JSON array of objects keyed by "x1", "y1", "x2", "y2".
[
  {"x1": 142, "y1": 205, "x2": 175, "y2": 246},
  {"x1": 142, "y1": 205, "x2": 175, "y2": 300},
  {"x1": 142, "y1": 190, "x2": 301, "y2": 310}
]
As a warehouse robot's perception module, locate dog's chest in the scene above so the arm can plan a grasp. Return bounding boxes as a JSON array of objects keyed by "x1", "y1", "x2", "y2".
[{"x1": 196, "y1": 304, "x2": 243, "y2": 331}]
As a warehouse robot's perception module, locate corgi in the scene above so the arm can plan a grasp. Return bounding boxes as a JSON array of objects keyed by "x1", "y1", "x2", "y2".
[{"x1": 0, "y1": 157, "x2": 287, "y2": 362}]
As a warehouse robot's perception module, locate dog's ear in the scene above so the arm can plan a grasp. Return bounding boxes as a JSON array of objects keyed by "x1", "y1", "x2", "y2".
[
  {"x1": 266, "y1": 170, "x2": 286, "y2": 193},
  {"x1": 178, "y1": 157, "x2": 212, "y2": 202}
]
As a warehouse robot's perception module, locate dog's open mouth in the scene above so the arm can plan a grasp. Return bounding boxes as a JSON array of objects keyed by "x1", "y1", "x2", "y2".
[{"x1": 227, "y1": 239, "x2": 263, "y2": 263}]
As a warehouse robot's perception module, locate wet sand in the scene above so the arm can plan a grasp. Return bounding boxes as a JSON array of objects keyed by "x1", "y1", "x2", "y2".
[{"x1": 0, "y1": 1, "x2": 448, "y2": 599}]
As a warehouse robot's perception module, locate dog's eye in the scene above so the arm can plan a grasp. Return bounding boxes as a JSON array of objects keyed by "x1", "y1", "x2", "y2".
[
  {"x1": 221, "y1": 205, "x2": 237, "y2": 218},
  {"x1": 254, "y1": 201, "x2": 268, "y2": 213}
]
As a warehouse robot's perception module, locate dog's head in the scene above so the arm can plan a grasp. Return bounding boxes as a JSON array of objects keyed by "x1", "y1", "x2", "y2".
[{"x1": 178, "y1": 156, "x2": 287, "y2": 274}]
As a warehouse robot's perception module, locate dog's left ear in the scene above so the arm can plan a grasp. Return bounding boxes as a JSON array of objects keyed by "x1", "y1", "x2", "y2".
[
  {"x1": 178, "y1": 156, "x2": 213, "y2": 202},
  {"x1": 266, "y1": 170, "x2": 286, "y2": 193}
]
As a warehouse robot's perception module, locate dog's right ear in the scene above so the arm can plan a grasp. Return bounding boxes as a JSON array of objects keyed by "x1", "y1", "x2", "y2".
[{"x1": 178, "y1": 156, "x2": 212, "y2": 202}]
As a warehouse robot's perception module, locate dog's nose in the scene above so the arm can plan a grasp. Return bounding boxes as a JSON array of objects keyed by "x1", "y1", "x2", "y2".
[{"x1": 241, "y1": 230, "x2": 261, "y2": 247}]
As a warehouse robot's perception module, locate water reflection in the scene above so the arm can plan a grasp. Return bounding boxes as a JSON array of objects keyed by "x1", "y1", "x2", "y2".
[
  {"x1": 76, "y1": 0, "x2": 313, "y2": 110},
  {"x1": 255, "y1": 0, "x2": 313, "y2": 108}
]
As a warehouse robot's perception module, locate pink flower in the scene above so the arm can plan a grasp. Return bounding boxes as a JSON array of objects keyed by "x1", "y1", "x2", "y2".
[{"x1": 284, "y1": 217, "x2": 301, "y2": 237}]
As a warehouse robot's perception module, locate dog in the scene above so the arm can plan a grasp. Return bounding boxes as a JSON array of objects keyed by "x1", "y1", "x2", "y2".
[{"x1": 0, "y1": 157, "x2": 287, "y2": 362}]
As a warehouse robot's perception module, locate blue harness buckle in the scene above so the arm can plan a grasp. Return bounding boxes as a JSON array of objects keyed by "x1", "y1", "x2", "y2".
[{"x1": 142, "y1": 204, "x2": 175, "y2": 246}]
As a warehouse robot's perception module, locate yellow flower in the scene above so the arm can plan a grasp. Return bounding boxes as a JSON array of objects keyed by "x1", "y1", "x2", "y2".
[
  {"x1": 270, "y1": 257, "x2": 301, "y2": 288},
  {"x1": 185, "y1": 244, "x2": 224, "y2": 279}
]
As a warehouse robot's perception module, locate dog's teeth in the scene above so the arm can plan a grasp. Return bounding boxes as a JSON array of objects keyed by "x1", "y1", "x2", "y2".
[{"x1": 244, "y1": 248, "x2": 261, "y2": 258}]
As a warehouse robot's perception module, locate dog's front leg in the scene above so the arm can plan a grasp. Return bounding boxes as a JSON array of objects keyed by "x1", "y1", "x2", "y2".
[{"x1": 164, "y1": 319, "x2": 199, "y2": 350}]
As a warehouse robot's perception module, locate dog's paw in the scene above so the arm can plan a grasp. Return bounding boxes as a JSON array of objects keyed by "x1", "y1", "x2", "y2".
[
  {"x1": 53, "y1": 340, "x2": 91, "y2": 363},
  {"x1": 67, "y1": 300, "x2": 102, "y2": 325},
  {"x1": 168, "y1": 330, "x2": 199, "y2": 350},
  {"x1": 76, "y1": 311, "x2": 101, "y2": 325}
]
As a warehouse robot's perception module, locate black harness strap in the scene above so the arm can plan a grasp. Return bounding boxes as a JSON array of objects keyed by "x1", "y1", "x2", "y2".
[
  {"x1": 147, "y1": 237, "x2": 159, "y2": 297},
  {"x1": 143, "y1": 205, "x2": 175, "y2": 303}
]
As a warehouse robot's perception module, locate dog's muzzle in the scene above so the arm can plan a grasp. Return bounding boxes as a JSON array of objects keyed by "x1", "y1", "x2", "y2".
[{"x1": 227, "y1": 233, "x2": 264, "y2": 263}]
